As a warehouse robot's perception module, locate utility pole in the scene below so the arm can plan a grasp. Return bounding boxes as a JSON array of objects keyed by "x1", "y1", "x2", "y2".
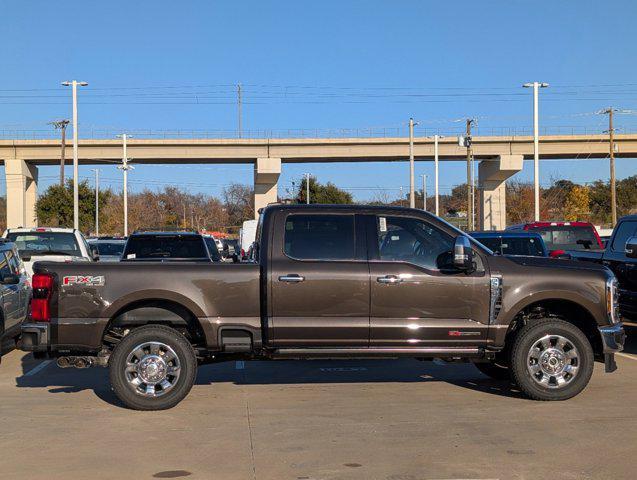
[
  {"x1": 93, "y1": 169, "x2": 99, "y2": 236},
  {"x1": 465, "y1": 119, "x2": 474, "y2": 231},
  {"x1": 49, "y1": 119, "x2": 69, "y2": 186},
  {"x1": 408, "y1": 118, "x2": 417, "y2": 208},
  {"x1": 599, "y1": 107, "x2": 618, "y2": 226},
  {"x1": 433, "y1": 134, "x2": 441, "y2": 216},
  {"x1": 306, "y1": 173, "x2": 310, "y2": 204},
  {"x1": 523, "y1": 81, "x2": 549, "y2": 221},
  {"x1": 62, "y1": 80, "x2": 88, "y2": 230},
  {"x1": 117, "y1": 134, "x2": 134, "y2": 236},
  {"x1": 422, "y1": 174, "x2": 427, "y2": 211},
  {"x1": 237, "y1": 83, "x2": 242, "y2": 139}
]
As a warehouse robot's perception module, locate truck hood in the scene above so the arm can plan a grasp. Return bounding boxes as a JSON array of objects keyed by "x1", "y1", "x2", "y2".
[{"x1": 505, "y1": 255, "x2": 608, "y2": 273}]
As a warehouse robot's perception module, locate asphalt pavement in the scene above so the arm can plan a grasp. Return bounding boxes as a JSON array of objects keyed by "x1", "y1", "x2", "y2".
[{"x1": 0, "y1": 328, "x2": 635, "y2": 480}]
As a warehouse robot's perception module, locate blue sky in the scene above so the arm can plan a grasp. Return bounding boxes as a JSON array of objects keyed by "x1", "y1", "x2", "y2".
[{"x1": 1, "y1": 0, "x2": 636, "y2": 200}]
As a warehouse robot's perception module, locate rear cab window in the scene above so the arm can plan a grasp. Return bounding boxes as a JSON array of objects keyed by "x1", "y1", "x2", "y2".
[
  {"x1": 284, "y1": 214, "x2": 356, "y2": 260},
  {"x1": 477, "y1": 236, "x2": 545, "y2": 257},
  {"x1": 123, "y1": 235, "x2": 209, "y2": 260},
  {"x1": 530, "y1": 225, "x2": 600, "y2": 251},
  {"x1": 6, "y1": 231, "x2": 81, "y2": 258}
]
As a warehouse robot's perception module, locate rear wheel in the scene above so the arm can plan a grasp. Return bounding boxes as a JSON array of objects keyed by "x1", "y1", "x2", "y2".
[
  {"x1": 510, "y1": 319, "x2": 594, "y2": 401},
  {"x1": 109, "y1": 325, "x2": 197, "y2": 410}
]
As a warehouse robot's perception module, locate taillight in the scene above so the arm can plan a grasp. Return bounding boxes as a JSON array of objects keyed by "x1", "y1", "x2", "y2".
[{"x1": 31, "y1": 273, "x2": 53, "y2": 322}]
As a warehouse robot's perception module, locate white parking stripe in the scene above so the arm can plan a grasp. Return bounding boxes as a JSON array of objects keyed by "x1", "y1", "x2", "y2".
[
  {"x1": 617, "y1": 353, "x2": 637, "y2": 361},
  {"x1": 235, "y1": 360, "x2": 245, "y2": 370},
  {"x1": 24, "y1": 360, "x2": 52, "y2": 376}
]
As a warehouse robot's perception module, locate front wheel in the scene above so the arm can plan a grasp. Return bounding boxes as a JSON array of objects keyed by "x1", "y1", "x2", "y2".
[
  {"x1": 109, "y1": 325, "x2": 197, "y2": 410},
  {"x1": 510, "y1": 319, "x2": 594, "y2": 401}
]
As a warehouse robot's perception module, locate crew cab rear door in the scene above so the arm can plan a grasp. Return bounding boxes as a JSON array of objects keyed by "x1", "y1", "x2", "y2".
[
  {"x1": 368, "y1": 213, "x2": 491, "y2": 346},
  {"x1": 268, "y1": 211, "x2": 369, "y2": 347}
]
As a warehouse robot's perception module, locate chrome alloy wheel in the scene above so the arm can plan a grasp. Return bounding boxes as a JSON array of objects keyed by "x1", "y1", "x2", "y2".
[
  {"x1": 124, "y1": 342, "x2": 181, "y2": 397},
  {"x1": 527, "y1": 334, "x2": 579, "y2": 389}
]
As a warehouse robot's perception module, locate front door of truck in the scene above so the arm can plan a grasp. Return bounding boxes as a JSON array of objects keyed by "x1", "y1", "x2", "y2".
[
  {"x1": 368, "y1": 214, "x2": 491, "y2": 347},
  {"x1": 269, "y1": 212, "x2": 369, "y2": 347}
]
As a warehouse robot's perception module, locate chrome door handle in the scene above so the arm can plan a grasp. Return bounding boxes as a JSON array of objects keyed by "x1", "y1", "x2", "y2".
[
  {"x1": 377, "y1": 275, "x2": 403, "y2": 284},
  {"x1": 279, "y1": 274, "x2": 305, "y2": 283}
]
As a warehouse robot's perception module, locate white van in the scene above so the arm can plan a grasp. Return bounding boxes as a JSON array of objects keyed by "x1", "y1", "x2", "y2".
[{"x1": 238, "y1": 220, "x2": 258, "y2": 260}]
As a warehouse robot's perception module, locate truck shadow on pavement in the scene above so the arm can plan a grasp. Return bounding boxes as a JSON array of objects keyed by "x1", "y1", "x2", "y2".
[{"x1": 15, "y1": 355, "x2": 524, "y2": 408}]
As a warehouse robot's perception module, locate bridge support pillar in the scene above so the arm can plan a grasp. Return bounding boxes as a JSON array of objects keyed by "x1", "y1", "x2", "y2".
[
  {"x1": 478, "y1": 154, "x2": 523, "y2": 231},
  {"x1": 5, "y1": 159, "x2": 38, "y2": 229},
  {"x1": 254, "y1": 157, "x2": 281, "y2": 219}
]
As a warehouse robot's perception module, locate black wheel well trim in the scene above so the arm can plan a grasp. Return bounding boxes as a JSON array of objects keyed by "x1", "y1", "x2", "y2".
[
  {"x1": 103, "y1": 298, "x2": 205, "y2": 344},
  {"x1": 505, "y1": 298, "x2": 604, "y2": 356}
]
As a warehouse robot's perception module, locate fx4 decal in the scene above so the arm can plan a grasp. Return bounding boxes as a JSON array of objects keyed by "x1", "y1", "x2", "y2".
[{"x1": 63, "y1": 275, "x2": 105, "y2": 287}]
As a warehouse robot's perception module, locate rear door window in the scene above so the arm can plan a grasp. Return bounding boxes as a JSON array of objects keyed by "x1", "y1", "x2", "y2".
[{"x1": 284, "y1": 214, "x2": 355, "y2": 260}]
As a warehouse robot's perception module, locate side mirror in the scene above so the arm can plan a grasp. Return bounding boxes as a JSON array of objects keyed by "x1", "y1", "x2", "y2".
[
  {"x1": 626, "y1": 236, "x2": 637, "y2": 259},
  {"x1": 1, "y1": 273, "x2": 20, "y2": 285},
  {"x1": 90, "y1": 245, "x2": 100, "y2": 261},
  {"x1": 453, "y1": 236, "x2": 474, "y2": 271}
]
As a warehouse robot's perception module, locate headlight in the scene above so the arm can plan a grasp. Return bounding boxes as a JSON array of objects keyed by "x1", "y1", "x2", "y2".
[{"x1": 606, "y1": 276, "x2": 620, "y2": 324}]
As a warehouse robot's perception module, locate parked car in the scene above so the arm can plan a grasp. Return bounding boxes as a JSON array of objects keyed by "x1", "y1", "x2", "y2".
[
  {"x1": 239, "y1": 219, "x2": 258, "y2": 260},
  {"x1": 470, "y1": 231, "x2": 548, "y2": 257},
  {"x1": 0, "y1": 240, "x2": 31, "y2": 362},
  {"x1": 88, "y1": 237, "x2": 126, "y2": 262},
  {"x1": 2, "y1": 227, "x2": 97, "y2": 276},
  {"x1": 220, "y1": 238, "x2": 239, "y2": 261},
  {"x1": 20, "y1": 205, "x2": 625, "y2": 410},
  {"x1": 506, "y1": 221, "x2": 604, "y2": 257},
  {"x1": 569, "y1": 215, "x2": 637, "y2": 321},
  {"x1": 122, "y1": 231, "x2": 221, "y2": 262}
]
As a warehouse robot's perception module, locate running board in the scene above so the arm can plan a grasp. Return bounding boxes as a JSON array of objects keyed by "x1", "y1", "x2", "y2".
[{"x1": 270, "y1": 347, "x2": 483, "y2": 359}]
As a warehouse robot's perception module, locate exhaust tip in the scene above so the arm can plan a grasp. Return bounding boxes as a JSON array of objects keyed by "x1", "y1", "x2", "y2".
[{"x1": 57, "y1": 357, "x2": 71, "y2": 368}]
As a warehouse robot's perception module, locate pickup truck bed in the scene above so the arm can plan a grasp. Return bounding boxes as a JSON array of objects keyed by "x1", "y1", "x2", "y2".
[{"x1": 20, "y1": 204, "x2": 626, "y2": 410}]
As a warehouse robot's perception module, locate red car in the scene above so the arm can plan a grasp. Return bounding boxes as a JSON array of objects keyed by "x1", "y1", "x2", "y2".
[{"x1": 506, "y1": 221, "x2": 604, "y2": 257}]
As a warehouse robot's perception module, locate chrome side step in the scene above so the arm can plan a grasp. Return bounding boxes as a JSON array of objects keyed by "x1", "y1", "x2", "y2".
[{"x1": 270, "y1": 347, "x2": 483, "y2": 359}]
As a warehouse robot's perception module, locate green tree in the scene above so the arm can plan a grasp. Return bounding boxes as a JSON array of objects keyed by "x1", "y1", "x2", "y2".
[
  {"x1": 35, "y1": 179, "x2": 110, "y2": 233},
  {"x1": 296, "y1": 176, "x2": 353, "y2": 204}
]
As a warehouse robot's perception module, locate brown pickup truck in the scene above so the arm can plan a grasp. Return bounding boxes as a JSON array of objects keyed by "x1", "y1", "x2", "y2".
[{"x1": 20, "y1": 205, "x2": 626, "y2": 410}]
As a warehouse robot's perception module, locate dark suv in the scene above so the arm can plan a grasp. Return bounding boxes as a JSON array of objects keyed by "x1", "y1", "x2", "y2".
[
  {"x1": 121, "y1": 231, "x2": 221, "y2": 262},
  {"x1": 0, "y1": 240, "x2": 30, "y2": 361}
]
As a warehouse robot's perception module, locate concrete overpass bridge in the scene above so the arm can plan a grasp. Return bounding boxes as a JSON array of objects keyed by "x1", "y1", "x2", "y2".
[{"x1": 2, "y1": 133, "x2": 636, "y2": 231}]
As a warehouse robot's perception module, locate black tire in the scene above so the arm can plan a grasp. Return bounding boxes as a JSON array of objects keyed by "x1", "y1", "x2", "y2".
[
  {"x1": 109, "y1": 325, "x2": 197, "y2": 411},
  {"x1": 473, "y1": 360, "x2": 511, "y2": 381},
  {"x1": 510, "y1": 319, "x2": 594, "y2": 401}
]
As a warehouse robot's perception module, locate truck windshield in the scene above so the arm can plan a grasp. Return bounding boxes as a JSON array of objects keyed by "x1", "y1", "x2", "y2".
[
  {"x1": 6, "y1": 232, "x2": 81, "y2": 258},
  {"x1": 476, "y1": 236, "x2": 545, "y2": 257},
  {"x1": 530, "y1": 226, "x2": 600, "y2": 251},
  {"x1": 123, "y1": 235, "x2": 209, "y2": 260}
]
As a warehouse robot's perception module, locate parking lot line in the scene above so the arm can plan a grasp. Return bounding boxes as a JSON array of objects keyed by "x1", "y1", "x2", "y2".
[
  {"x1": 24, "y1": 360, "x2": 52, "y2": 377},
  {"x1": 617, "y1": 352, "x2": 637, "y2": 361}
]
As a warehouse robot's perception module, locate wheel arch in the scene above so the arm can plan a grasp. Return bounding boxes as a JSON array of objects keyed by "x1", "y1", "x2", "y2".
[{"x1": 503, "y1": 298, "x2": 603, "y2": 357}]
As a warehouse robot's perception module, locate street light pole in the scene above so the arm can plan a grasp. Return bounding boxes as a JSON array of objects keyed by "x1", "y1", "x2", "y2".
[
  {"x1": 422, "y1": 174, "x2": 427, "y2": 211},
  {"x1": 117, "y1": 134, "x2": 134, "y2": 236},
  {"x1": 408, "y1": 118, "x2": 418, "y2": 208},
  {"x1": 93, "y1": 169, "x2": 99, "y2": 236},
  {"x1": 62, "y1": 80, "x2": 88, "y2": 230},
  {"x1": 523, "y1": 81, "x2": 549, "y2": 221},
  {"x1": 433, "y1": 134, "x2": 441, "y2": 216}
]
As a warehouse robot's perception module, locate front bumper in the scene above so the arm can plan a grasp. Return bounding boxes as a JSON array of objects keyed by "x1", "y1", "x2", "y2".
[
  {"x1": 599, "y1": 323, "x2": 626, "y2": 373},
  {"x1": 19, "y1": 323, "x2": 49, "y2": 352}
]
